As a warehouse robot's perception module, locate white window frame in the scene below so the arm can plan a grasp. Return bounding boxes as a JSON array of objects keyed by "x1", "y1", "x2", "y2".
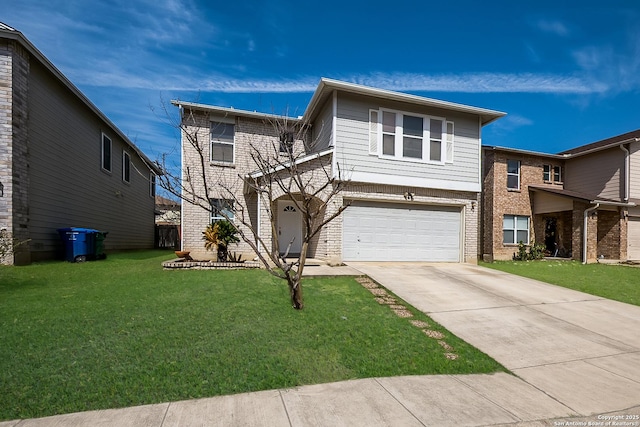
[
  {"x1": 543, "y1": 164, "x2": 562, "y2": 183},
  {"x1": 507, "y1": 159, "x2": 520, "y2": 190},
  {"x1": 503, "y1": 215, "x2": 530, "y2": 245},
  {"x1": 372, "y1": 108, "x2": 449, "y2": 164},
  {"x1": 149, "y1": 173, "x2": 156, "y2": 197},
  {"x1": 210, "y1": 121, "x2": 235, "y2": 164},
  {"x1": 101, "y1": 133, "x2": 112, "y2": 173},
  {"x1": 210, "y1": 198, "x2": 234, "y2": 223},
  {"x1": 122, "y1": 151, "x2": 131, "y2": 183}
]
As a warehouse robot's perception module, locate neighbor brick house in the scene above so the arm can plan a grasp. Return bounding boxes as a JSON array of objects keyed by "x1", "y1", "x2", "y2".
[
  {"x1": 482, "y1": 129, "x2": 640, "y2": 262},
  {"x1": 175, "y1": 78, "x2": 505, "y2": 263},
  {"x1": 0, "y1": 23, "x2": 160, "y2": 264}
]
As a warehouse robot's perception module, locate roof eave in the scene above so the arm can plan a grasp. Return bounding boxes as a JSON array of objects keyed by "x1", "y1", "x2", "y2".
[
  {"x1": 483, "y1": 145, "x2": 567, "y2": 160},
  {"x1": 0, "y1": 26, "x2": 161, "y2": 174},
  {"x1": 303, "y1": 78, "x2": 506, "y2": 125},
  {"x1": 172, "y1": 100, "x2": 302, "y2": 123}
]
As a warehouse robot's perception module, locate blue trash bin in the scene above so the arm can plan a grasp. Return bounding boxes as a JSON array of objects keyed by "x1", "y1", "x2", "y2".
[{"x1": 57, "y1": 228, "x2": 99, "y2": 262}]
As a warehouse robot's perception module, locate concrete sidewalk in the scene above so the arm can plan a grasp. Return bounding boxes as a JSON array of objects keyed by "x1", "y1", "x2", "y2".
[
  {"x1": 4, "y1": 263, "x2": 640, "y2": 426},
  {"x1": 7, "y1": 374, "x2": 637, "y2": 426}
]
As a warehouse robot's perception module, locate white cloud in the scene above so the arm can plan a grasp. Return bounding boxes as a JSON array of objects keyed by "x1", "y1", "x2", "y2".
[
  {"x1": 535, "y1": 19, "x2": 570, "y2": 37},
  {"x1": 572, "y1": 29, "x2": 640, "y2": 92}
]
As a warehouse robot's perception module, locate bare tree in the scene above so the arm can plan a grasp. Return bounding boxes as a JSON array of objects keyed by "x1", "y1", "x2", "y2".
[{"x1": 156, "y1": 101, "x2": 349, "y2": 309}]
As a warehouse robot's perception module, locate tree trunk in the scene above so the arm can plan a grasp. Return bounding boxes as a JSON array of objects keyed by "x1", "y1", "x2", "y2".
[{"x1": 288, "y1": 277, "x2": 304, "y2": 310}]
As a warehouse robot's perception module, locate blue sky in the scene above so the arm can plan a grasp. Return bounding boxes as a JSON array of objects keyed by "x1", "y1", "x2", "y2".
[{"x1": 3, "y1": 1, "x2": 640, "y2": 166}]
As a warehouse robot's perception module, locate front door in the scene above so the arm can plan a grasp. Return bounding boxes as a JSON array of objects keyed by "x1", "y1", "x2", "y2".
[{"x1": 278, "y1": 200, "x2": 302, "y2": 255}]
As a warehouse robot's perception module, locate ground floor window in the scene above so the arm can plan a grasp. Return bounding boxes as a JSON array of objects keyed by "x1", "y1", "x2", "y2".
[
  {"x1": 503, "y1": 215, "x2": 529, "y2": 244},
  {"x1": 210, "y1": 198, "x2": 234, "y2": 223}
]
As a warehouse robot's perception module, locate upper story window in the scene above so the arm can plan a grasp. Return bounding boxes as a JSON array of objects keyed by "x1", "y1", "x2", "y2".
[
  {"x1": 507, "y1": 159, "x2": 520, "y2": 190},
  {"x1": 279, "y1": 131, "x2": 294, "y2": 154},
  {"x1": 149, "y1": 173, "x2": 156, "y2": 197},
  {"x1": 369, "y1": 109, "x2": 454, "y2": 164},
  {"x1": 211, "y1": 121, "x2": 234, "y2": 163},
  {"x1": 122, "y1": 151, "x2": 131, "y2": 183},
  {"x1": 101, "y1": 133, "x2": 112, "y2": 172},
  {"x1": 210, "y1": 198, "x2": 234, "y2": 223},
  {"x1": 543, "y1": 164, "x2": 562, "y2": 183}
]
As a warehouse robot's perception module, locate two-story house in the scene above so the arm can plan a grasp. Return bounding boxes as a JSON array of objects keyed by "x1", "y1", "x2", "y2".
[
  {"x1": 175, "y1": 78, "x2": 505, "y2": 263},
  {"x1": 1, "y1": 23, "x2": 160, "y2": 264},
  {"x1": 482, "y1": 129, "x2": 640, "y2": 263}
]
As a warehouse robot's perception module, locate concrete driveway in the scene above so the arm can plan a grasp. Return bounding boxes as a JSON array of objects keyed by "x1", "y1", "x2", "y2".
[{"x1": 348, "y1": 262, "x2": 640, "y2": 416}]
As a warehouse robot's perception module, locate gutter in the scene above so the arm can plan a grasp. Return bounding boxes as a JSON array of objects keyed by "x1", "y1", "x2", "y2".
[
  {"x1": 583, "y1": 203, "x2": 600, "y2": 264},
  {"x1": 564, "y1": 137, "x2": 640, "y2": 158}
]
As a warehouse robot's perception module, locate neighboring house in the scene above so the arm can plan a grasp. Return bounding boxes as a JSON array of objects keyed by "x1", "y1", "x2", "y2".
[
  {"x1": 175, "y1": 78, "x2": 505, "y2": 263},
  {"x1": 155, "y1": 196, "x2": 180, "y2": 249},
  {"x1": 0, "y1": 23, "x2": 161, "y2": 264},
  {"x1": 482, "y1": 129, "x2": 640, "y2": 262}
]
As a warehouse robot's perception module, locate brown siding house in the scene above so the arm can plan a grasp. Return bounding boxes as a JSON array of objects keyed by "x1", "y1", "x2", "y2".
[
  {"x1": 0, "y1": 23, "x2": 160, "y2": 264},
  {"x1": 482, "y1": 129, "x2": 640, "y2": 263}
]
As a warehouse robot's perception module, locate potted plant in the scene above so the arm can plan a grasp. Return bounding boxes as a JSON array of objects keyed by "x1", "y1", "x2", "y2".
[{"x1": 202, "y1": 220, "x2": 240, "y2": 262}]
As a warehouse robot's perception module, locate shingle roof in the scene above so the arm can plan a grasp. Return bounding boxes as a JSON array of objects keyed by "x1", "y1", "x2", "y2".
[
  {"x1": 528, "y1": 184, "x2": 635, "y2": 206},
  {"x1": 558, "y1": 129, "x2": 640, "y2": 155}
]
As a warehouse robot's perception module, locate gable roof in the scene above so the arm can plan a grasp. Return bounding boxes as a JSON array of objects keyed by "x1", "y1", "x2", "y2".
[
  {"x1": 528, "y1": 185, "x2": 635, "y2": 207},
  {"x1": 0, "y1": 22, "x2": 161, "y2": 174},
  {"x1": 559, "y1": 129, "x2": 640, "y2": 156},
  {"x1": 303, "y1": 78, "x2": 506, "y2": 125},
  {"x1": 173, "y1": 78, "x2": 506, "y2": 127},
  {"x1": 482, "y1": 145, "x2": 566, "y2": 159}
]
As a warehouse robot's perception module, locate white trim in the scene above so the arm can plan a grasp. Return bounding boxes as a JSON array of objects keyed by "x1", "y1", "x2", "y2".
[
  {"x1": 210, "y1": 121, "x2": 235, "y2": 164},
  {"x1": 445, "y1": 121, "x2": 454, "y2": 164},
  {"x1": 101, "y1": 133, "x2": 112, "y2": 173},
  {"x1": 332, "y1": 90, "x2": 338, "y2": 180},
  {"x1": 248, "y1": 148, "x2": 333, "y2": 179},
  {"x1": 345, "y1": 171, "x2": 481, "y2": 192},
  {"x1": 507, "y1": 159, "x2": 520, "y2": 190},
  {"x1": 256, "y1": 190, "x2": 261, "y2": 252},
  {"x1": 303, "y1": 78, "x2": 506, "y2": 126},
  {"x1": 477, "y1": 117, "x2": 482, "y2": 187},
  {"x1": 375, "y1": 108, "x2": 447, "y2": 165},
  {"x1": 368, "y1": 109, "x2": 379, "y2": 155},
  {"x1": 122, "y1": 151, "x2": 131, "y2": 183},
  {"x1": 149, "y1": 172, "x2": 156, "y2": 197}
]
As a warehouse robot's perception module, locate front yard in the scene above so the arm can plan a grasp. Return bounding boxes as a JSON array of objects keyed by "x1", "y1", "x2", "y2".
[
  {"x1": 481, "y1": 260, "x2": 640, "y2": 306},
  {"x1": 0, "y1": 251, "x2": 504, "y2": 421}
]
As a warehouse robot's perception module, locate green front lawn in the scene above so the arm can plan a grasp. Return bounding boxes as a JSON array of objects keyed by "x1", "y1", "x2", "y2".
[
  {"x1": 0, "y1": 251, "x2": 504, "y2": 420},
  {"x1": 481, "y1": 260, "x2": 640, "y2": 306}
]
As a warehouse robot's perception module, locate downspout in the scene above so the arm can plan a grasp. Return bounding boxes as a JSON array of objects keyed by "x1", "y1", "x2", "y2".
[
  {"x1": 256, "y1": 189, "x2": 261, "y2": 255},
  {"x1": 179, "y1": 105, "x2": 185, "y2": 251},
  {"x1": 620, "y1": 144, "x2": 630, "y2": 202},
  {"x1": 582, "y1": 203, "x2": 600, "y2": 264}
]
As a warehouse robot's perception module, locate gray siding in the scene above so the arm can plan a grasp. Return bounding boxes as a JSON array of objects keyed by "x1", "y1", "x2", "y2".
[
  {"x1": 334, "y1": 93, "x2": 481, "y2": 187},
  {"x1": 564, "y1": 149, "x2": 622, "y2": 200},
  {"x1": 26, "y1": 59, "x2": 155, "y2": 259},
  {"x1": 311, "y1": 99, "x2": 333, "y2": 151},
  {"x1": 629, "y1": 141, "x2": 640, "y2": 200}
]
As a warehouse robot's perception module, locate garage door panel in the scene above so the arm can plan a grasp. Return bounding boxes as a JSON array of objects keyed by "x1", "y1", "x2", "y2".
[{"x1": 342, "y1": 201, "x2": 461, "y2": 262}]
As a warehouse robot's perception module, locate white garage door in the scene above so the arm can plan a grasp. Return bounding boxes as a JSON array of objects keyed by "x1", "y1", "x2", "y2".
[
  {"x1": 342, "y1": 201, "x2": 462, "y2": 262},
  {"x1": 628, "y1": 217, "x2": 640, "y2": 260}
]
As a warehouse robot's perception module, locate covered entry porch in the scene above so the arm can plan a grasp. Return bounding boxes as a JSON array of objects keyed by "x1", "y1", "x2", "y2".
[{"x1": 529, "y1": 186, "x2": 635, "y2": 263}]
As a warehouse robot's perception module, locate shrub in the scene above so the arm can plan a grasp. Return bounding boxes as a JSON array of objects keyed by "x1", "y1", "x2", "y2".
[{"x1": 513, "y1": 241, "x2": 546, "y2": 261}]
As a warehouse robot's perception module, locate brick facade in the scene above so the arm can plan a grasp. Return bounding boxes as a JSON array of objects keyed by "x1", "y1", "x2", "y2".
[
  {"x1": 483, "y1": 147, "x2": 628, "y2": 263},
  {"x1": 0, "y1": 39, "x2": 29, "y2": 265},
  {"x1": 482, "y1": 149, "x2": 564, "y2": 260}
]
